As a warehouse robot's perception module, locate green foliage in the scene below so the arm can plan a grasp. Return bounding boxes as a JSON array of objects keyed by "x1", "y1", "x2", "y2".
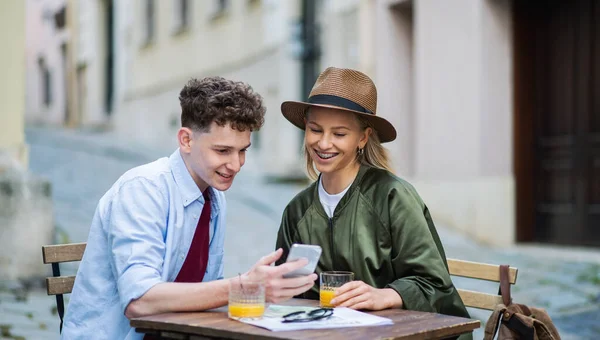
[
  {"x1": 0, "y1": 324, "x2": 12, "y2": 337},
  {"x1": 576, "y1": 264, "x2": 600, "y2": 286},
  {"x1": 55, "y1": 225, "x2": 72, "y2": 244}
]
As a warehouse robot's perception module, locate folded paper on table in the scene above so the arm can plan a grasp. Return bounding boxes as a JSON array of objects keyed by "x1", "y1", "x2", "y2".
[{"x1": 237, "y1": 305, "x2": 393, "y2": 332}]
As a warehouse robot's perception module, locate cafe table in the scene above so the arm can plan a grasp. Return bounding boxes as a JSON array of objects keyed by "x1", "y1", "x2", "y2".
[{"x1": 131, "y1": 299, "x2": 479, "y2": 339}]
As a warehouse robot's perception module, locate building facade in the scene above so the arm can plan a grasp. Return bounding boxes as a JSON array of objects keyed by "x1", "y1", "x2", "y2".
[
  {"x1": 25, "y1": 0, "x2": 114, "y2": 127},
  {"x1": 112, "y1": 0, "x2": 306, "y2": 176},
  {"x1": 369, "y1": 0, "x2": 598, "y2": 247},
  {"x1": 23, "y1": 0, "x2": 599, "y2": 247}
]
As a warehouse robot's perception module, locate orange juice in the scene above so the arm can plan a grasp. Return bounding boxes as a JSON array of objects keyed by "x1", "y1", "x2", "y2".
[
  {"x1": 228, "y1": 303, "x2": 265, "y2": 319},
  {"x1": 320, "y1": 289, "x2": 336, "y2": 308}
]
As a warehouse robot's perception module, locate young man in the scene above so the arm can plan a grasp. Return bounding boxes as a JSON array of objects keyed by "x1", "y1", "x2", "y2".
[{"x1": 62, "y1": 77, "x2": 317, "y2": 339}]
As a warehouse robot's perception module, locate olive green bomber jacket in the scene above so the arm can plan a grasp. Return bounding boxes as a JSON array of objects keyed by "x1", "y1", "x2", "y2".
[{"x1": 275, "y1": 165, "x2": 472, "y2": 339}]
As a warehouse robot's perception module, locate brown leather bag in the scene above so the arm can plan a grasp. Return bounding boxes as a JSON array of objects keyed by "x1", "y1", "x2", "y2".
[{"x1": 483, "y1": 265, "x2": 561, "y2": 340}]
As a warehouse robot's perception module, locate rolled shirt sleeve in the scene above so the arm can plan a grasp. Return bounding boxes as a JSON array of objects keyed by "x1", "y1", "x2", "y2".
[{"x1": 105, "y1": 177, "x2": 168, "y2": 313}]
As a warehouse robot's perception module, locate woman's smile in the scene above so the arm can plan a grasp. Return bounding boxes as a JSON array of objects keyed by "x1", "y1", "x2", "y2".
[{"x1": 314, "y1": 149, "x2": 339, "y2": 160}]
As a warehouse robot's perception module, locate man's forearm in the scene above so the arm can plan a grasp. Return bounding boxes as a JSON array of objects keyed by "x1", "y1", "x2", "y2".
[{"x1": 125, "y1": 278, "x2": 231, "y2": 318}]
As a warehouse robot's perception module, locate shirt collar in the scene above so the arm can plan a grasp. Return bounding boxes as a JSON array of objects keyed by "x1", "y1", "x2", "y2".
[
  {"x1": 313, "y1": 164, "x2": 371, "y2": 218},
  {"x1": 169, "y1": 149, "x2": 205, "y2": 207}
]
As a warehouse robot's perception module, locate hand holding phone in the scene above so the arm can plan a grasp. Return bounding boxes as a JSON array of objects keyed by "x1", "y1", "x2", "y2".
[{"x1": 282, "y1": 244, "x2": 322, "y2": 278}]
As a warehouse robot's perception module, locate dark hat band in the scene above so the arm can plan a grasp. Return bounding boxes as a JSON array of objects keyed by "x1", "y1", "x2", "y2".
[{"x1": 307, "y1": 94, "x2": 373, "y2": 115}]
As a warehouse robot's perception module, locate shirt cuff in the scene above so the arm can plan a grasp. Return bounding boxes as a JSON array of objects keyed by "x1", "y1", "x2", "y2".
[{"x1": 118, "y1": 264, "x2": 163, "y2": 313}]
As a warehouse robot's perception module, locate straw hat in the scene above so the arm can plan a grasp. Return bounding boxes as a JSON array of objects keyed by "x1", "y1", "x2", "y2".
[{"x1": 281, "y1": 67, "x2": 397, "y2": 143}]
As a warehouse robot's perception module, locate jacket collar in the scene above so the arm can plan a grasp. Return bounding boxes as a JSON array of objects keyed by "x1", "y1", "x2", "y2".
[
  {"x1": 169, "y1": 149, "x2": 207, "y2": 207},
  {"x1": 313, "y1": 164, "x2": 371, "y2": 218}
]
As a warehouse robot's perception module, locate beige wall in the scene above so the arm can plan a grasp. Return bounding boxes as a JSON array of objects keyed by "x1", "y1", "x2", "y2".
[
  {"x1": 1, "y1": 0, "x2": 28, "y2": 167},
  {"x1": 114, "y1": 0, "x2": 305, "y2": 176},
  {"x1": 77, "y1": 0, "x2": 111, "y2": 126},
  {"x1": 24, "y1": 0, "x2": 69, "y2": 126},
  {"x1": 373, "y1": 0, "x2": 515, "y2": 245}
]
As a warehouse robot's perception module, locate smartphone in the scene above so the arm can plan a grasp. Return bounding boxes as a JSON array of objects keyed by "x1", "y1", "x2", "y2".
[{"x1": 282, "y1": 244, "x2": 322, "y2": 278}]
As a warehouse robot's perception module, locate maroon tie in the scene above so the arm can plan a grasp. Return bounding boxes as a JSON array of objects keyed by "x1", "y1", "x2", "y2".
[
  {"x1": 143, "y1": 190, "x2": 211, "y2": 340},
  {"x1": 175, "y1": 189, "x2": 212, "y2": 282}
]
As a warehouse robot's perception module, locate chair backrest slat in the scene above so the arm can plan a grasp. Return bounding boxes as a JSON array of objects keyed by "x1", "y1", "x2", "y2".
[
  {"x1": 42, "y1": 242, "x2": 87, "y2": 333},
  {"x1": 447, "y1": 258, "x2": 518, "y2": 283},
  {"x1": 42, "y1": 243, "x2": 86, "y2": 264},
  {"x1": 46, "y1": 276, "x2": 76, "y2": 295},
  {"x1": 42, "y1": 243, "x2": 86, "y2": 296},
  {"x1": 457, "y1": 289, "x2": 503, "y2": 310},
  {"x1": 447, "y1": 258, "x2": 519, "y2": 310}
]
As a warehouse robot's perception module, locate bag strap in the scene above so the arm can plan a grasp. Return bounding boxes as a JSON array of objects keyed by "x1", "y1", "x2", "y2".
[{"x1": 498, "y1": 264, "x2": 512, "y2": 306}]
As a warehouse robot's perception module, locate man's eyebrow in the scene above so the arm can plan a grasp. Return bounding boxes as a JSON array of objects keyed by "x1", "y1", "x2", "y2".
[{"x1": 213, "y1": 143, "x2": 252, "y2": 150}]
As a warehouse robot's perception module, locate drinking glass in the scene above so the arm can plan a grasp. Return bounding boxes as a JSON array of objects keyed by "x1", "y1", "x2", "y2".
[
  {"x1": 319, "y1": 271, "x2": 354, "y2": 308},
  {"x1": 228, "y1": 276, "x2": 265, "y2": 320}
]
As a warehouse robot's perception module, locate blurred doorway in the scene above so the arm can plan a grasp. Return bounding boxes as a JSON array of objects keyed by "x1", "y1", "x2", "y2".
[{"x1": 514, "y1": 0, "x2": 600, "y2": 246}]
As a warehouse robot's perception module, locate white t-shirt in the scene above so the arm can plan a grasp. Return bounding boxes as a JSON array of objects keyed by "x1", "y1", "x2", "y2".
[{"x1": 318, "y1": 178, "x2": 352, "y2": 218}]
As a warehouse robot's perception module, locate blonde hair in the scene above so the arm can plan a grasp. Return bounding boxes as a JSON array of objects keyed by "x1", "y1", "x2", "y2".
[{"x1": 304, "y1": 113, "x2": 394, "y2": 181}]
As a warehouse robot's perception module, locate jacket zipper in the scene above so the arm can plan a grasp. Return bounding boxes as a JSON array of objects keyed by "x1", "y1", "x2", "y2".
[{"x1": 328, "y1": 217, "x2": 335, "y2": 264}]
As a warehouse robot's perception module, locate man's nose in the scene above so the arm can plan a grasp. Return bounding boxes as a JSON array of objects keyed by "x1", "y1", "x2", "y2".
[{"x1": 227, "y1": 154, "x2": 241, "y2": 172}]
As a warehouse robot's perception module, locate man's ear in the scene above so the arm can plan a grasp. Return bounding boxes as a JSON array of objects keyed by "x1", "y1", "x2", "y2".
[{"x1": 178, "y1": 127, "x2": 194, "y2": 153}]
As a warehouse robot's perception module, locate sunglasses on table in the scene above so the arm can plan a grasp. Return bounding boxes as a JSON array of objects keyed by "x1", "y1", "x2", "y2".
[{"x1": 281, "y1": 308, "x2": 334, "y2": 323}]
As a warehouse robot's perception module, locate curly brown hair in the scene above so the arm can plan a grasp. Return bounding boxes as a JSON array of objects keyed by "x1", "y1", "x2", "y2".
[{"x1": 179, "y1": 77, "x2": 265, "y2": 132}]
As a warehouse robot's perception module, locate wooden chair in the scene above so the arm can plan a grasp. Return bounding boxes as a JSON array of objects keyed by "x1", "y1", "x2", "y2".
[
  {"x1": 447, "y1": 258, "x2": 518, "y2": 310},
  {"x1": 42, "y1": 242, "x2": 86, "y2": 333}
]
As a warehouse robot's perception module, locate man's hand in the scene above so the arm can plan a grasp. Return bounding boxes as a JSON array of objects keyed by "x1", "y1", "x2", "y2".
[
  {"x1": 245, "y1": 248, "x2": 317, "y2": 303},
  {"x1": 330, "y1": 281, "x2": 403, "y2": 311}
]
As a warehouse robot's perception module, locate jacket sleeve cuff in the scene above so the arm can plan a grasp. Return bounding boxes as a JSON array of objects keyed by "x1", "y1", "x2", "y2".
[{"x1": 386, "y1": 280, "x2": 434, "y2": 312}]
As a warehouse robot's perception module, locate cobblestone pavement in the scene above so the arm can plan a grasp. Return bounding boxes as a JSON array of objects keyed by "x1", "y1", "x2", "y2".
[{"x1": 0, "y1": 126, "x2": 598, "y2": 339}]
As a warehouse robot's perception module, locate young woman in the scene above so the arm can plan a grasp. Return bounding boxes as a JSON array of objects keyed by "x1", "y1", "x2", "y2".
[{"x1": 276, "y1": 67, "x2": 471, "y2": 332}]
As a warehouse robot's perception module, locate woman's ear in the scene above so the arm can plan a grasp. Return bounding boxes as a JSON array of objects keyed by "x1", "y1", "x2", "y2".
[
  {"x1": 178, "y1": 127, "x2": 194, "y2": 153},
  {"x1": 359, "y1": 127, "x2": 372, "y2": 149}
]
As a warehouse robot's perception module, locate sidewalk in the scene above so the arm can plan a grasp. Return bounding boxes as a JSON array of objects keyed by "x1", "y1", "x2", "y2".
[{"x1": 0, "y1": 126, "x2": 597, "y2": 339}]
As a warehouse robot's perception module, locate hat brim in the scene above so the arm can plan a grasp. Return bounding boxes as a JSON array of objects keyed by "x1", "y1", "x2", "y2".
[{"x1": 281, "y1": 101, "x2": 397, "y2": 143}]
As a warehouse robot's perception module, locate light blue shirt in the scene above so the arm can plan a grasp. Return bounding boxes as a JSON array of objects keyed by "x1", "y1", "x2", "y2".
[{"x1": 62, "y1": 149, "x2": 226, "y2": 340}]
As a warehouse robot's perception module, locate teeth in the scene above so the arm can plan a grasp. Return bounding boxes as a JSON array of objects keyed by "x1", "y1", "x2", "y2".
[{"x1": 316, "y1": 151, "x2": 336, "y2": 159}]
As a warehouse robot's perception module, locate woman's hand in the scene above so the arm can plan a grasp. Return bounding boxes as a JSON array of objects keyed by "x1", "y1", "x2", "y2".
[
  {"x1": 244, "y1": 248, "x2": 317, "y2": 303},
  {"x1": 330, "y1": 281, "x2": 403, "y2": 311}
]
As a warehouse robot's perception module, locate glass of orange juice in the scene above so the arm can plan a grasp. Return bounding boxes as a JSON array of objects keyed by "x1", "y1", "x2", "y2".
[
  {"x1": 228, "y1": 276, "x2": 265, "y2": 320},
  {"x1": 320, "y1": 271, "x2": 354, "y2": 308}
]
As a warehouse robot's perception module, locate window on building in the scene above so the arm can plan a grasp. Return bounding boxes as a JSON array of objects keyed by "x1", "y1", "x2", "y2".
[
  {"x1": 38, "y1": 57, "x2": 52, "y2": 106},
  {"x1": 217, "y1": 0, "x2": 229, "y2": 13},
  {"x1": 209, "y1": 0, "x2": 229, "y2": 20},
  {"x1": 173, "y1": 0, "x2": 190, "y2": 34},
  {"x1": 143, "y1": 0, "x2": 155, "y2": 45}
]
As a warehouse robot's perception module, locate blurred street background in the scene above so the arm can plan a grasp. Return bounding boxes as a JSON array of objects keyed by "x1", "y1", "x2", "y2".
[{"x1": 1, "y1": 0, "x2": 599, "y2": 339}]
